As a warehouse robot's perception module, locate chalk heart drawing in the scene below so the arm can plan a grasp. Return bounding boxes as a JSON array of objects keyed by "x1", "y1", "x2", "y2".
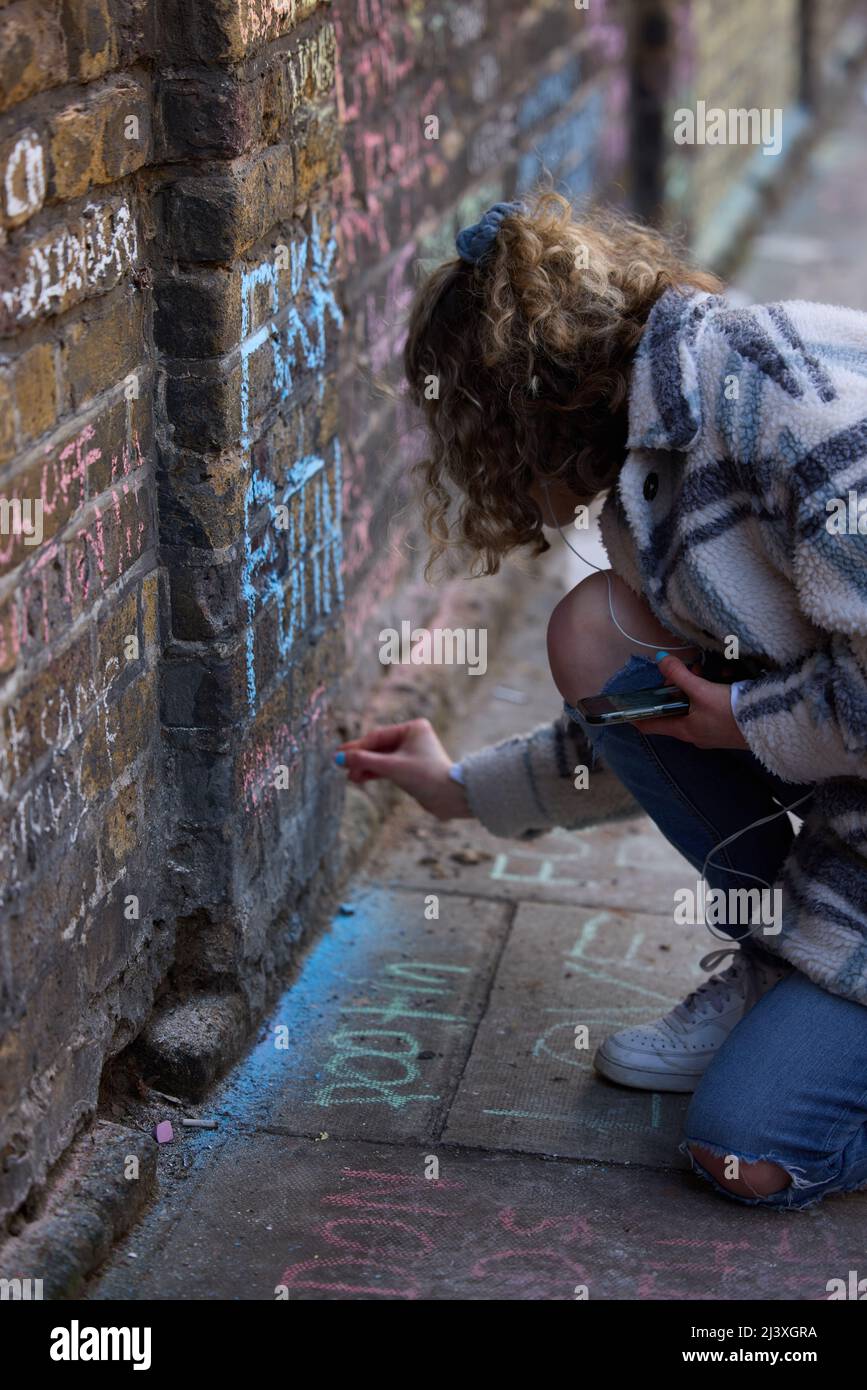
[{"x1": 238, "y1": 212, "x2": 344, "y2": 709}]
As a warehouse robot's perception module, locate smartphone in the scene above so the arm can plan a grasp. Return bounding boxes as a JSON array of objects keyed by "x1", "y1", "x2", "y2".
[{"x1": 574, "y1": 685, "x2": 690, "y2": 725}]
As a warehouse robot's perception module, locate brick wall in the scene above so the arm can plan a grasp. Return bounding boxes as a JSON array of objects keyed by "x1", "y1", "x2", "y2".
[
  {"x1": 0, "y1": 0, "x2": 633, "y2": 1227},
  {"x1": 0, "y1": 0, "x2": 165, "y2": 1223},
  {"x1": 0, "y1": 0, "x2": 863, "y2": 1227}
]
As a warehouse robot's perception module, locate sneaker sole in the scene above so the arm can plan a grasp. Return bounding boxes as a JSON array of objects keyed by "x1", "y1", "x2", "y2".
[{"x1": 593, "y1": 1045, "x2": 709, "y2": 1094}]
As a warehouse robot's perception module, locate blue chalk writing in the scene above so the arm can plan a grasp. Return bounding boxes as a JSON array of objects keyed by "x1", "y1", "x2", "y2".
[{"x1": 238, "y1": 213, "x2": 345, "y2": 707}]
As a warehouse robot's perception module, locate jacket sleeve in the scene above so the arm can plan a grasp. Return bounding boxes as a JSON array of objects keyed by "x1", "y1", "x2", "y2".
[
  {"x1": 732, "y1": 635, "x2": 867, "y2": 785},
  {"x1": 680, "y1": 298, "x2": 867, "y2": 789},
  {"x1": 719, "y1": 328, "x2": 867, "y2": 784},
  {"x1": 458, "y1": 709, "x2": 641, "y2": 839}
]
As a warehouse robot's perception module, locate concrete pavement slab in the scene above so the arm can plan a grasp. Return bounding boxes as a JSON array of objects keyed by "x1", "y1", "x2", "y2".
[
  {"x1": 263, "y1": 886, "x2": 511, "y2": 1143},
  {"x1": 375, "y1": 802, "x2": 697, "y2": 916},
  {"x1": 91, "y1": 1133, "x2": 865, "y2": 1301},
  {"x1": 443, "y1": 901, "x2": 694, "y2": 1165}
]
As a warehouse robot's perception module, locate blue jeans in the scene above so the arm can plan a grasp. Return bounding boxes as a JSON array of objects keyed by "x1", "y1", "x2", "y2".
[{"x1": 565, "y1": 653, "x2": 867, "y2": 1209}]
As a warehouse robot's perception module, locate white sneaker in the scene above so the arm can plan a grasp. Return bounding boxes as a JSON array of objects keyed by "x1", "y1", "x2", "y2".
[{"x1": 593, "y1": 948, "x2": 789, "y2": 1093}]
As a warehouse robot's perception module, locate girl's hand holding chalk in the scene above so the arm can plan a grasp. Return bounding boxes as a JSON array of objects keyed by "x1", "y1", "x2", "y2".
[{"x1": 335, "y1": 719, "x2": 473, "y2": 822}]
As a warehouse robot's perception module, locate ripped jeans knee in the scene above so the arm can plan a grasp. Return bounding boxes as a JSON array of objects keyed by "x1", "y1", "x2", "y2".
[{"x1": 680, "y1": 1134, "x2": 859, "y2": 1211}]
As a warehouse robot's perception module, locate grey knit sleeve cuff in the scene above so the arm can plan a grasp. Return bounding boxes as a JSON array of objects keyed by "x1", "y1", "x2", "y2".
[{"x1": 459, "y1": 713, "x2": 640, "y2": 840}]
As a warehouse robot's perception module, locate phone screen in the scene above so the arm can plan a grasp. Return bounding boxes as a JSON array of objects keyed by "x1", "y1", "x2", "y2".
[{"x1": 575, "y1": 685, "x2": 690, "y2": 724}]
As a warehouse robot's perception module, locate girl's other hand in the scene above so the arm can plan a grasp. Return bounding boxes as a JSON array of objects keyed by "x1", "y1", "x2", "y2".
[{"x1": 335, "y1": 719, "x2": 473, "y2": 821}]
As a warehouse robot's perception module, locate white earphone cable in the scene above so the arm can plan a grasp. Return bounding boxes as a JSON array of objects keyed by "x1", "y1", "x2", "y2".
[{"x1": 541, "y1": 480, "x2": 696, "y2": 651}]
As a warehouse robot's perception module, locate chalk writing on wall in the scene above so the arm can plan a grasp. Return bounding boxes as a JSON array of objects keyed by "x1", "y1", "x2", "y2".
[
  {"x1": 238, "y1": 212, "x2": 344, "y2": 708},
  {"x1": 0, "y1": 645, "x2": 128, "y2": 915},
  {"x1": 2, "y1": 129, "x2": 46, "y2": 226},
  {"x1": 241, "y1": 682, "x2": 329, "y2": 813},
  {"x1": 0, "y1": 199, "x2": 138, "y2": 327},
  {"x1": 0, "y1": 417, "x2": 147, "y2": 666}
]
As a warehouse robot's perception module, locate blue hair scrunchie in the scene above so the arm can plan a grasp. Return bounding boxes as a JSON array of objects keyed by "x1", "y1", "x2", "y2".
[{"x1": 455, "y1": 200, "x2": 523, "y2": 264}]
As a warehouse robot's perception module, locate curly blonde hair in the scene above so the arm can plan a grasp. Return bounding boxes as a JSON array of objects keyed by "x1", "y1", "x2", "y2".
[{"x1": 404, "y1": 191, "x2": 722, "y2": 577}]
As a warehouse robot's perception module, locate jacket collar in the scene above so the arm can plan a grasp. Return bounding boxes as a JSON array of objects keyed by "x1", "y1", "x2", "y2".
[{"x1": 626, "y1": 286, "x2": 725, "y2": 454}]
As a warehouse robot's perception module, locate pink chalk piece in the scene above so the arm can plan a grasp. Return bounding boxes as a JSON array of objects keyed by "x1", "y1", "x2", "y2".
[{"x1": 154, "y1": 1120, "x2": 174, "y2": 1144}]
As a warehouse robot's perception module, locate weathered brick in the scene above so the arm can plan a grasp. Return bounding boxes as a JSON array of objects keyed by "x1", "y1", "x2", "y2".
[
  {"x1": 163, "y1": 726, "x2": 234, "y2": 827},
  {"x1": 0, "y1": 363, "x2": 16, "y2": 462},
  {"x1": 13, "y1": 341, "x2": 59, "y2": 445},
  {"x1": 160, "y1": 642, "x2": 250, "y2": 729},
  {"x1": 140, "y1": 567, "x2": 160, "y2": 656},
  {"x1": 156, "y1": 22, "x2": 336, "y2": 160},
  {"x1": 0, "y1": 626, "x2": 95, "y2": 787},
  {"x1": 102, "y1": 665, "x2": 159, "y2": 783},
  {"x1": 292, "y1": 105, "x2": 341, "y2": 202},
  {"x1": 160, "y1": 445, "x2": 247, "y2": 545},
  {"x1": 76, "y1": 704, "x2": 114, "y2": 803},
  {"x1": 164, "y1": 360, "x2": 243, "y2": 451},
  {"x1": 60, "y1": 0, "x2": 119, "y2": 81},
  {"x1": 0, "y1": 339, "x2": 60, "y2": 486},
  {"x1": 0, "y1": 0, "x2": 66, "y2": 114},
  {"x1": 165, "y1": 146, "x2": 295, "y2": 262},
  {"x1": 49, "y1": 78, "x2": 152, "y2": 200},
  {"x1": 99, "y1": 776, "x2": 140, "y2": 882},
  {"x1": 153, "y1": 267, "x2": 241, "y2": 359},
  {"x1": 166, "y1": 548, "x2": 245, "y2": 641},
  {"x1": 0, "y1": 587, "x2": 22, "y2": 674},
  {"x1": 158, "y1": 0, "x2": 319, "y2": 64},
  {"x1": 60, "y1": 284, "x2": 145, "y2": 412},
  {"x1": 95, "y1": 581, "x2": 139, "y2": 677},
  {"x1": 157, "y1": 71, "x2": 254, "y2": 161}
]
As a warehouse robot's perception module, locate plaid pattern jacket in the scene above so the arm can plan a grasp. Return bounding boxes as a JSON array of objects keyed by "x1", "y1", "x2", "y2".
[{"x1": 462, "y1": 286, "x2": 867, "y2": 1004}]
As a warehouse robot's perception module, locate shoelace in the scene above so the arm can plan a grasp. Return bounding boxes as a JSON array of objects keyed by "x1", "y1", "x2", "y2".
[{"x1": 663, "y1": 947, "x2": 743, "y2": 1034}]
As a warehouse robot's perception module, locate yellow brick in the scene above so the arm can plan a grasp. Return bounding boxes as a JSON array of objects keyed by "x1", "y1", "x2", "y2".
[{"x1": 14, "y1": 343, "x2": 58, "y2": 444}]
